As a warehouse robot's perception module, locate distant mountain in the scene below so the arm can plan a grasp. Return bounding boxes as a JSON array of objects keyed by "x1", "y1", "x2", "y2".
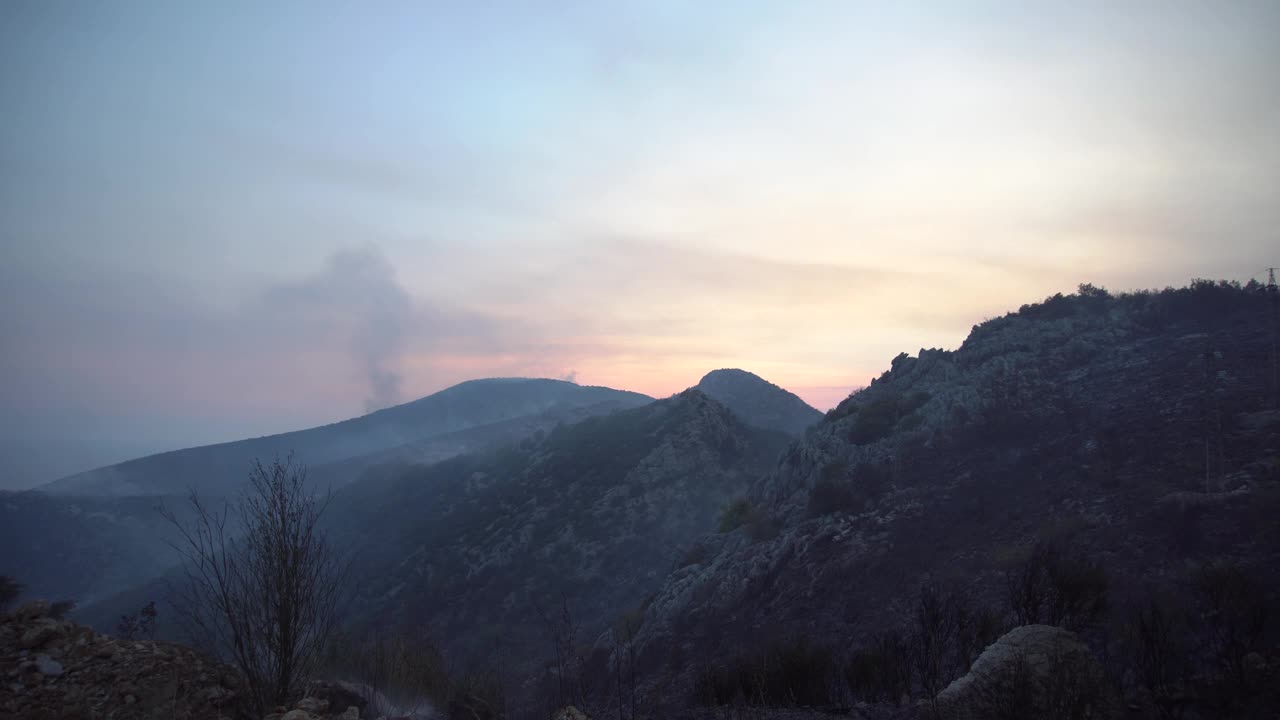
[
  {"x1": 10, "y1": 379, "x2": 650, "y2": 611},
  {"x1": 325, "y1": 389, "x2": 792, "y2": 706},
  {"x1": 42, "y1": 379, "x2": 653, "y2": 497},
  {"x1": 306, "y1": 397, "x2": 646, "y2": 492},
  {"x1": 695, "y1": 368, "x2": 822, "y2": 435}
]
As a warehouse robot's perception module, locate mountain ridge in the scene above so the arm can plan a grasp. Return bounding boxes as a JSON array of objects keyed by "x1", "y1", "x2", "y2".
[{"x1": 41, "y1": 378, "x2": 653, "y2": 497}]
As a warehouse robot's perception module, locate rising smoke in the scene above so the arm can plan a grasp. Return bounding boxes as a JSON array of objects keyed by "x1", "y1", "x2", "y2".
[{"x1": 265, "y1": 245, "x2": 414, "y2": 413}]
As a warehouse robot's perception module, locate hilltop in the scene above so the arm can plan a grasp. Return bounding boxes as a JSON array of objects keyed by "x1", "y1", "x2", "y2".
[{"x1": 695, "y1": 369, "x2": 823, "y2": 436}]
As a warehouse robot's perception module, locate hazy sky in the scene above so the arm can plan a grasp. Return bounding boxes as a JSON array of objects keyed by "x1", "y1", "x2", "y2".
[{"x1": 2, "y1": 1, "x2": 1278, "y2": 488}]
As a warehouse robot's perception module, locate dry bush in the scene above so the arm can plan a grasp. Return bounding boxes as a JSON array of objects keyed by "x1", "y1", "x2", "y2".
[
  {"x1": 845, "y1": 629, "x2": 912, "y2": 703},
  {"x1": 1126, "y1": 593, "x2": 1192, "y2": 720},
  {"x1": 326, "y1": 626, "x2": 450, "y2": 717},
  {"x1": 162, "y1": 455, "x2": 346, "y2": 716},
  {"x1": 0, "y1": 575, "x2": 21, "y2": 612},
  {"x1": 693, "y1": 637, "x2": 837, "y2": 708},
  {"x1": 1193, "y1": 561, "x2": 1270, "y2": 688},
  {"x1": 913, "y1": 584, "x2": 971, "y2": 699},
  {"x1": 1005, "y1": 541, "x2": 1108, "y2": 631}
]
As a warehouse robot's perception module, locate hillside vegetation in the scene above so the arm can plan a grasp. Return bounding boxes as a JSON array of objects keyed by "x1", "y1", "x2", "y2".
[{"x1": 619, "y1": 281, "x2": 1280, "y2": 718}]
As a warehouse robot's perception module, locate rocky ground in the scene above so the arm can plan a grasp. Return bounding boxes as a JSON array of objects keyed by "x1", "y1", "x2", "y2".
[
  {"x1": 1, "y1": 600, "x2": 239, "y2": 720},
  {"x1": 1, "y1": 602, "x2": 436, "y2": 720}
]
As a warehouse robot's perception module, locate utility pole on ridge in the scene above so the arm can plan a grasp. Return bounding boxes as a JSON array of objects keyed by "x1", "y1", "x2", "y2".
[{"x1": 1268, "y1": 268, "x2": 1279, "y2": 409}]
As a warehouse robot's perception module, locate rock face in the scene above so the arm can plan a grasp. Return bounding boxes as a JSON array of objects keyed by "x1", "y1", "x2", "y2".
[
  {"x1": 936, "y1": 625, "x2": 1112, "y2": 718},
  {"x1": 624, "y1": 283, "x2": 1280, "y2": 702},
  {"x1": 1, "y1": 600, "x2": 240, "y2": 719},
  {"x1": 696, "y1": 369, "x2": 823, "y2": 436}
]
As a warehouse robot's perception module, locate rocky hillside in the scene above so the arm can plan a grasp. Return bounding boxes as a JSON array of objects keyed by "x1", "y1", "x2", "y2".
[
  {"x1": 329, "y1": 389, "x2": 791, "y2": 705},
  {"x1": 1, "y1": 599, "x2": 240, "y2": 719},
  {"x1": 696, "y1": 369, "x2": 823, "y2": 436},
  {"x1": 42, "y1": 379, "x2": 652, "y2": 497},
  {"x1": 619, "y1": 282, "x2": 1280, "y2": 714}
]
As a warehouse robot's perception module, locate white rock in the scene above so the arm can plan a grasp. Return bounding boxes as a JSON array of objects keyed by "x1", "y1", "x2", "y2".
[{"x1": 34, "y1": 654, "x2": 63, "y2": 677}]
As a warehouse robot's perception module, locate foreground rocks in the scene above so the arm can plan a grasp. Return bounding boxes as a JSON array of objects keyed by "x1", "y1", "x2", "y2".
[
  {"x1": 263, "y1": 695, "x2": 362, "y2": 720},
  {"x1": 271, "y1": 681, "x2": 444, "y2": 720},
  {"x1": 1, "y1": 600, "x2": 239, "y2": 720}
]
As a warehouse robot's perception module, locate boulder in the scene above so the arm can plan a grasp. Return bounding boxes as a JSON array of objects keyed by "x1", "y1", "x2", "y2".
[
  {"x1": 937, "y1": 624, "x2": 1116, "y2": 718},
  {"x1": 33, "y1": 653, "x2": 63, "y2": 677}
]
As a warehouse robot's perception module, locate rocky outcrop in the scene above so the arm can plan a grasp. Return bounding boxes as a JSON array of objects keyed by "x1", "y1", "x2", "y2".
[
  {"x1": 1, "y1": 600, "x2": 240, "y2": 719},
  {"x1": 936, "y1": 625, "x2": 1114, "y2": 718}
]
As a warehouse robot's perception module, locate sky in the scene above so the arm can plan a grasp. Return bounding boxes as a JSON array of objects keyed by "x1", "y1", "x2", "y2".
[{"x1": 2, "y1": 1, "x2": 1278, "y2": 489}]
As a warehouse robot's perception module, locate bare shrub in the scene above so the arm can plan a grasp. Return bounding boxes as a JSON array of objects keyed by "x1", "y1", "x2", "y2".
[
  {"x1": 845, "y1": 629, "x2": 912, "y2": 703},
  {"x1": 1005, "y1": 541, "x2": 1108, "y2": 631},
  {"x1": 0, "y1": 576, "x2": 20, "y2": 612},
  {"x1": 447, "y1": 668, "x2": 506, "y2": 720},
  {"x1": 162, "y1": 455, "x2": 346, "y2": 716},
  {"x1": 49, "y1": 599, "x2": 75, "y2": 619},
  {"x1": 117, "y1": 600, "x2": 158, "y2": 641},
  {"x1": 693, "y1": 637, "x2": 837, "y2": 708},
  {"x1": 1193, "y1": 561, "x2": 1269, "y2": 687},
  {"x1": 1127, "y1": 593, "x2": 1192, "y2": 720},
  {"x1": 325, "y1": 625, "x2": 449, "y2": 717},
  {"x1": 535, "y1": 594, "x2": 587, "y2": 711},
  {"x1": 912, "y1": 584, "x2": 969, "y2": 699}
]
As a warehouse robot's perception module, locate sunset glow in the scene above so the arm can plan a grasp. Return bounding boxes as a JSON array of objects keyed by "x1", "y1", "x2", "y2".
[{"x1": 3, "y1": 1, "x2": 1278, "y2": 486}]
